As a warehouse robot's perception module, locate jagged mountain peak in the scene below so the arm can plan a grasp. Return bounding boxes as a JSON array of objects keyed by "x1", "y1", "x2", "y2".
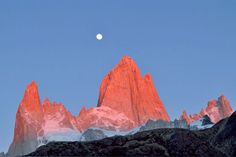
[
  {"x1": 144, "y1": 73, "x2": 152, "y2": 80},
  {"x1": 109, "y1": 56, "x2": 141, "y2": 76},
  {"x1": 119, "y1": 55, "x2": 136, "y2": 66},
  {"x1": 20, "y1": 81, "x2": 41, "y2": 110},
  {"x1": 78, "y1": 106, "x2": 87, "y2": 117},
  {"x1": 97, "y1": 56, "x2": 170, "y2": 125},
  {"x1": 25, "y1": 80, "x2": 38, "y2": 92},
  {"x1": 8, "y1": 56, "x2": 234, "y2": 157},
  {"x1": 180, "y1": 110, "x2": 191, "y2": 124},
  {"x1": 180, "y1": 95, "x2": 233, "y2": 124},
  {"x1": 42, "y1": 97, "x2": 51, "y2": 107},
  {"x1": 218, "y1": 94, "x2": 227, "y2": 100}
]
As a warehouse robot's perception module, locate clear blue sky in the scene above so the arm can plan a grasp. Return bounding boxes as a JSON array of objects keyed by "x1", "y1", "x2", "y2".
[{"x1": 0, "y1": 0, "x2": 236, "y2": 152}]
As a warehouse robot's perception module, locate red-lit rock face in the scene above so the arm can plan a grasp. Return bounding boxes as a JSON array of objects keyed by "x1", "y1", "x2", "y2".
[
  {"x1": 8, "y1": 81, "x2": 44, "y2": 156},
  {"x1": 42, "y1": 98, "x2": 78, "y2": 134},
  {"x1": 9, "y1": 56, "x2": 172, "y2": 156},
  {"x1": 8, "y1": 56, "x2": 234, "y2": 156},
  {"x1": 97, "y1": 56, "x2": 170, "y2": 125},
  {"x1": 180, "y1": 95, "x2": 233, "y2": 124},
  {"x1": 9, "y1": 56, "x2": 174, "y2": 156},
  {"x1": 14, "y1": 81, "x2": 44, "y2": 141},
  {"x1": 78, "y1": 106, "x2": 87, "y2": 117},
  {"x1": 179, "y1": 111, "x2": 191, "y2": 124},
  {"x1": 8, "y1": 82, "x2": 79, "y2": 156},
  {"x1": 206, "y1": 95, "x2": 233, "y2": 123},
  {"x1": 75, "y1": 56, "x2": 171, "y2": 131},
  {"x1": 76, "y1": 106, "x2": 135, "y2": 131}
]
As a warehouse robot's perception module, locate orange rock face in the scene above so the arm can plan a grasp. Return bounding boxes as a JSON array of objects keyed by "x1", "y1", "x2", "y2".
[
  {"x1": 76, "y1": 106, "x2": 135, "y2": 131},
  {"x1": 8, "y1": 81, "x2": 44, "y2": 156},
  {"x1": 97, "y1": 56, "x2": 170, "y2": 126},
  {"x1": 9, "y1": 56, "x2": 234, "y2": 156},
  {"x1": 42, "y1": 98, "x2": 78, "y2": 133},
  {"x1": 75, "y1": 56, "x2": 170, "y2": 131},
  {"x1": 8, "y1": 82, "x2": 78, "y2": 156},
  {"x1": 78, "y1": 106, "x2": 87, "y2": 117},
  {"x1": 9, "y1": 56, "x2": 172, "y2": 156},
  {"x1": 179, "y1": 111, "x2": 191, "y2": 124},
  {"x1": 13, "y1": 81, "x2": 44, "y2": 142},
  {"x1": 180, "y1": 95, "x2": 233, "y2": 124}
]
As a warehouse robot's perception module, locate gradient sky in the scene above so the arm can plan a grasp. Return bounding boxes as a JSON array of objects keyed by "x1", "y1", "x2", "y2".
[{"x1": 0, "y1": 0, "x2": 236, "y2": 152}]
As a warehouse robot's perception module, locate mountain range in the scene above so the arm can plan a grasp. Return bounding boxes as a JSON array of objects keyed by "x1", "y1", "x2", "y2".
[
  {"x1": 6, "y1": 56, "x2": 234, "y2": 156},
  {"x1": 26, "y1": 111, "x2": 236, "y2": 157}
]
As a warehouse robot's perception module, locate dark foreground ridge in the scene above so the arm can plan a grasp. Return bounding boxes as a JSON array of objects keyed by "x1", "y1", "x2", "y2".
[{"x1": 26, "y1": 112, "x2": 236, "y2": 157}]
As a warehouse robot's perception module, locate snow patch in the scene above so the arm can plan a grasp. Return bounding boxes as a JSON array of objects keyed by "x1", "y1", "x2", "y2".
[
  {"x1": 37, "y1": 129, "x2": 81, "y2": 147},
  {"x1": 190, "y1": 118, "x2": 213, "y2": 130}
]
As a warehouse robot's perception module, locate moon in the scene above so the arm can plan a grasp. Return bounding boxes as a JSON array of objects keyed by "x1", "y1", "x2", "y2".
[{"x1": 96, "y1": 33, "x2": 103, "y2": 40}]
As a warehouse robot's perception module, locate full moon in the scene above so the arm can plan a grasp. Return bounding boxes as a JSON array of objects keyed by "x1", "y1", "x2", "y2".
[{"x1": 96, "y1": 33, "x2": 103, "y2": 40}]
